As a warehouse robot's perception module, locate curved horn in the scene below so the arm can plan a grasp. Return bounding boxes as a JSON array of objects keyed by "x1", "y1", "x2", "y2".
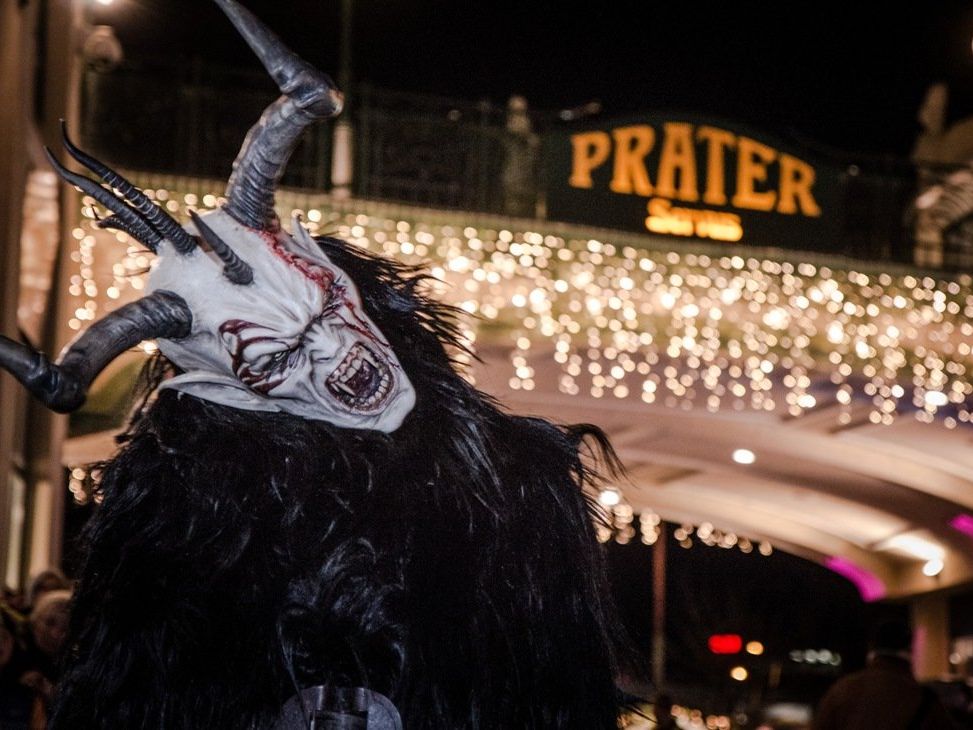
[
  {"x1": 188, "y1": 210, "x2": 254, "y2": 285},
  {"x1": 96, "y1": 214, "x2": 158, "y2": 247},
  {"x1": 59, "y1": 122, "x2": 198, "y2": 255},
  {"x1": 45, "y1": 148, "x2": 165, "y2": 252},
  {"x1": 215, "y1": 0, "x2": 343, "y2": 230},
  {"x1": 0, "y1": 291, "x2": 192, "y2": 412}
]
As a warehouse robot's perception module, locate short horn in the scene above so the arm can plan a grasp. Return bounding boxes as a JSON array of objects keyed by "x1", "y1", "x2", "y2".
[
  {"x1": 189, "y1": 210, "x2": 254, "y2": 285},
  {"x1": 0, "y1": 291, "x2": 192, "y2": 412},
  {"x1": 215, "y1": 0, "x2": 343, "y2": 230}
]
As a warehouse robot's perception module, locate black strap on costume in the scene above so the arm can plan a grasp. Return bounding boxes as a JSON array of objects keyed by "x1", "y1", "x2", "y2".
[
  {"x1": 906, "y1": 686, "x2": 936, "y2": 730},
  {"x1": 272, "y1": 685, "x2": 402, "y2": 730}
]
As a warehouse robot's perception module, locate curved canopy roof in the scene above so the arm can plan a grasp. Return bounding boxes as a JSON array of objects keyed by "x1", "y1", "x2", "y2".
[{"x1": 473, "y1": 345, "x2": 973, "y2": 600}]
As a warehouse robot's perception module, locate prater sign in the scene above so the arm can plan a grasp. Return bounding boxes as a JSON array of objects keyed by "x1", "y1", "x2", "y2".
[{"x1": 544, "y1": 114, "x2": 845, "y2": 252}]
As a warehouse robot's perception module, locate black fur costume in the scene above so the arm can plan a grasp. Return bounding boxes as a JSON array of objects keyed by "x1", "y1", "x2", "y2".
[{"x1": 50, "y1": 241, "x2": 627, "y2": 728}]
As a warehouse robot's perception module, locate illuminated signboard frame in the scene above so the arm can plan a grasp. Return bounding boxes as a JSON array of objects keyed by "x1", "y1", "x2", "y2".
[{"x1": 543, "y1": 113, "x2": 845, "y2": 253}]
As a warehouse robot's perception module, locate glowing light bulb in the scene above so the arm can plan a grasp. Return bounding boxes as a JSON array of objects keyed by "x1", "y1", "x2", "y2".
[
  {"x1": 598, "y1": 489, "x2": 621, "y2": 507},
  {"x1": 730, "y1": 666, "x2": 748, "y2": 681},
  {"x1": 732, "y1": 448, "x2": 756, "y2": 465},
  {"x1": 923, "y1": 559, "x2": 944, "y2": 577}
]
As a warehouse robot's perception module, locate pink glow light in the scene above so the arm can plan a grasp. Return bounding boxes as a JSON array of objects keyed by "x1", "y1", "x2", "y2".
[
  {"x1": 950, "y1": 514, "x2": 973, "y2": 540},
  {"x1": 825, "y1": 556, "x2": 886, "y2": 602}
]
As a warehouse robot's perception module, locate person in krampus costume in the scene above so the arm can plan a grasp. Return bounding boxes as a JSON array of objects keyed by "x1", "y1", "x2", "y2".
[{"x1": 0, "y1": 1, "x2": 631, "y2": 727}]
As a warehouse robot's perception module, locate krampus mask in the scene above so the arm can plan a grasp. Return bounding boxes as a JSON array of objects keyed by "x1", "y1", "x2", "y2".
[
  {"x1": 0, "y1": 1, "x2": 626, "y2": 728},
  {"x1": 10, "y1": 0, "x2": 414, "y2": 432}
]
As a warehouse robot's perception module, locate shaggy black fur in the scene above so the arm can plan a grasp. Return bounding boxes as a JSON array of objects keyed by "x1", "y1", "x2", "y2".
[{"x1": 50, "y1": 239, "x2": 628, "y2": 729}]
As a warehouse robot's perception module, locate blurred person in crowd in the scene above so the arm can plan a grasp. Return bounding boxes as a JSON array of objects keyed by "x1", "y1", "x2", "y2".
[
  {"x1": 812, "y1": 618, "x2": 958, "y2": 729},
  {"x1": 20, "y1": 588, "x2": 72, "y2": 726},
  {"x1": 25, "y1": 570, "x2": 70, "y2": 615},
  {"x1": 0, "y1": 605, "x2": 33, "y2": 729}
]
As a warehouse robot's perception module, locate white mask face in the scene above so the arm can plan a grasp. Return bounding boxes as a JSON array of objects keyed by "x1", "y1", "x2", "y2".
[{"x1": 147, "y1": 209, "x2": 415, "y2": 432}]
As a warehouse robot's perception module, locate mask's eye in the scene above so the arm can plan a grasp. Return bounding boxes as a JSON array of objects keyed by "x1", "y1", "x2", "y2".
[
  {"x1": 219, "y1": 320, "x2": 301, "y2": 394},
  {"x1": 252, "y1": 348, "x2": 293, "y2": 373}
]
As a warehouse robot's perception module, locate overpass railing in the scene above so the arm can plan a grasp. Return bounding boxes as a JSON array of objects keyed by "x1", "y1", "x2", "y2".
[{"x1": 79, "y1": 64, "x2": 963, "y2": 271}]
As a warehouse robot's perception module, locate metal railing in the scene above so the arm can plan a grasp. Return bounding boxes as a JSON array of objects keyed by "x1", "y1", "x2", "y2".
[
  {"x1": 79, "y1": 64, "x2": 969, "y2": 272},
  {"x1": 353, "y1": 84, "x2": 516, "y2": 214},
  {"x1": 80, "y1": 66, "x2": 525, "y2": 215}
]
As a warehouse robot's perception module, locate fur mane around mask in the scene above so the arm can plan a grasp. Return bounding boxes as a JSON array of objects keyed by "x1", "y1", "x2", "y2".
[{"x1": 50, "y1": 236, "x2": 631, "y2": 729}]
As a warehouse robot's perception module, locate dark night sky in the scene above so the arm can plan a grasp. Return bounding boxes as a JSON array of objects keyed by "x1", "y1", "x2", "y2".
[{"x1": 92, "y1": 0, "x2": 973, "y2": 159}]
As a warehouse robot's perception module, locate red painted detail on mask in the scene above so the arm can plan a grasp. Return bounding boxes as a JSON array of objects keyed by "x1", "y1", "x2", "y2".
[
  {"x1": 219, "y1": 318, "x2": 287, "y2": 392},
  {"x1": 262, "y1": 230, "x2": 336, "y2": 293},
  {"x1": 262, "y1": 232, "x2": 396, "y2": 366},
  {"x1": 334, "y1": 299, "x2": 383, "y2": 346}
]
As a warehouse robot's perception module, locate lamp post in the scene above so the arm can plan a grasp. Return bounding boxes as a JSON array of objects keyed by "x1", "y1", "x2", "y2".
[
  {"x1": 330, "y1": 0, "x2": 354, "y2": 199},
  {"x1": 653, "y1": 521, "x2": 667, "y2": 690}
]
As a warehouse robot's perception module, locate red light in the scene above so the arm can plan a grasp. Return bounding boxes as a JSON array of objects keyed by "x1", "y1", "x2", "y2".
[{"x1": 709, "y1": 634, "x2": 743, "y2": 654}]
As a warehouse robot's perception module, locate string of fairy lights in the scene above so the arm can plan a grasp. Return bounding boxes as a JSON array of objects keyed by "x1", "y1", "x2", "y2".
[
  {"x1": 619, "y1": 701, "x2": 733, "y2": 730},
  {"x1": 63, "y1": 176, "x2": 973, "y2": 511},
  {"x1": 594, "y1": 489, "x2": 773, "y2": 554}
]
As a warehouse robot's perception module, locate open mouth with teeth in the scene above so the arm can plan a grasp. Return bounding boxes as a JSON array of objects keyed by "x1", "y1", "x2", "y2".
[{"x1": 325, "y1": 343, "x2": 393, "y2": 412}]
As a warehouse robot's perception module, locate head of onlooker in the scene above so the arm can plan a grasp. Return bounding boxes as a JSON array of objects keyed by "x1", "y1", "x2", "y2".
[
  {"x1": 26, "y1": 569, "x2": 70, "y2": 614},
  {"x1": 28, "y1": 589, "x2": 72, "y2": 660},
  {"x1": 812, "y1": 616, "x2": 960, "y2": 729},
  {"x1": 15, "y1": 591, "x2": 71, "y2": 730}
]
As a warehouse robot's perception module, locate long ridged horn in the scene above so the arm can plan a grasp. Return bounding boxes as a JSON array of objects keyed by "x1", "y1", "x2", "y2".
[
  {"x1": 0, "y1": 291, "x2": 192, "y2": 412},
  {"x1": 96, "y1": 214, "x2": 156, "y2": 244},
  {"x1": 189, "y1": 210, "x2": 254, "y2": 285},
  {"x1": 59, "y1": 122, "x2": 198, "y2": 254},
  {"x1": 44, "y1": 148, "x2": 165, "y2": 252},
  {"x1": 215, "y1": 0, "x2": 343, "y2": 230}
]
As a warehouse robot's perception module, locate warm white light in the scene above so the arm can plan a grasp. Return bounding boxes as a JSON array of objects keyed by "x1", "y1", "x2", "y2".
[
  {"x1": 95, "y1": 0, "x2": 115, "y2": 5},
  {"x1": 746, "y1": 641, "x2": 764, "y2": 656},
  {"x1": 732, "y1": 448, "x2": 756, "y2": 465},
  {"x1": 923, "y1": 559, "x2": 944, "y2": 577},
  {"x1": 598, "y1": 488, "x2": 621, "y2": 507},
  {"x1": 924, "y1": 391, "x2": 948, "y2": 408},
  {"x1": 730, "y1": 666, "x2": 748, "y2": 681},
  {"x1": 878, "y1": 533, "x2": 945, "y2": 562}
]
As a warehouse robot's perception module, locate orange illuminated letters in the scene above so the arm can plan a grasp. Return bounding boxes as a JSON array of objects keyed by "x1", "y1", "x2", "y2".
[{"x1": 568, "y1": 122, "x2": 821, "y2": 221}]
